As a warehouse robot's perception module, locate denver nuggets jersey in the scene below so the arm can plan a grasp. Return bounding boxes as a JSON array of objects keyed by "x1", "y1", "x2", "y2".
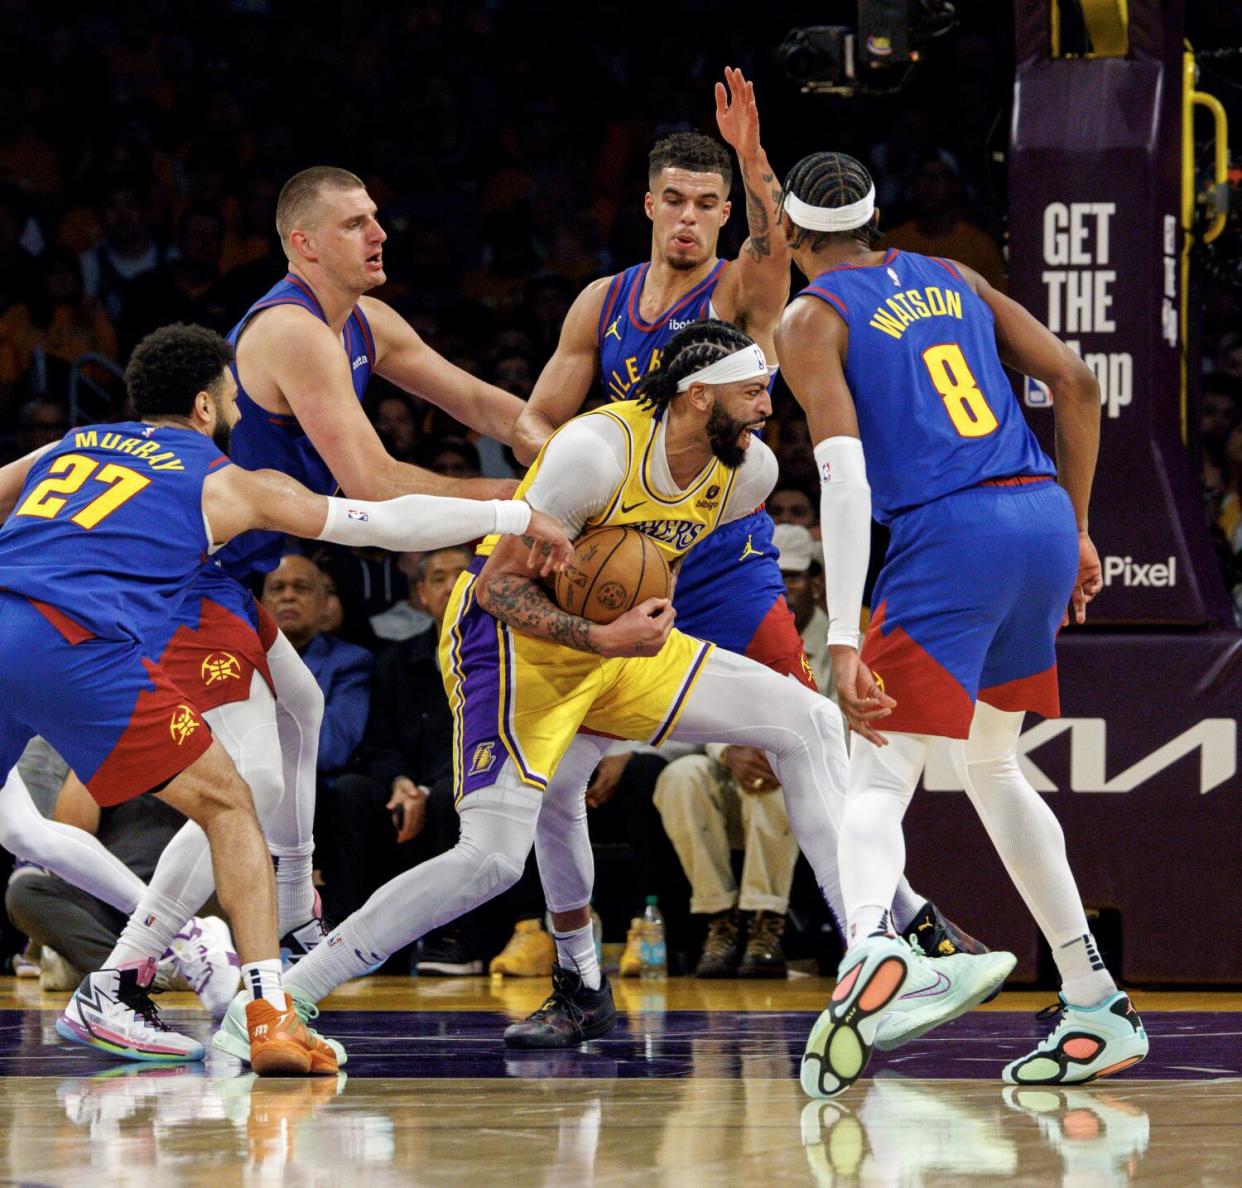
[
  {"x1": 597, "y1": 260, "x2": 725, "y2": 401},
  {"x1": 797, "y1": 250, "x2": 1054, "y2": 523},
  {"x1": 218, "y1": 273, "x2": 375, "y2": 581},
  {"x1": 478, "y1": 399, "x2": 741, "y2": 565},
  {"x1": 0, "y1": 423, "x2": 229, "y2": 641}
]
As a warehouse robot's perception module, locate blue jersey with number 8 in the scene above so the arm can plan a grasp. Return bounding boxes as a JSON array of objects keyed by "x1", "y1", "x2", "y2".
[
  {"x1": 796, "y1": 249, "x2": 1054, "y2": 524},
  {"x1": 0, "y1": 422, "x2": 229, "y2": 642}
]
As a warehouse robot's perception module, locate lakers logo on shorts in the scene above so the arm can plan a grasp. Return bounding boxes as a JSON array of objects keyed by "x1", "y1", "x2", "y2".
[
  {"x1": 201, "y1": 651, "x2": 241, "y2": 686},
  {"x1": 469, "y1": 742, "x2": 498, "y2": 776},
  {"x1": 169, "y1": 704, "x2": 200, "y2": 746}
]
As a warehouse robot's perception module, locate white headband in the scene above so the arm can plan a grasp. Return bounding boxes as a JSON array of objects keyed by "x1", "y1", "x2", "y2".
[
  {"x1": 676, "y1": 343, "x2": 769, "y2": 392},
  {"x1": 783, "y1": 184, "x2": 876, "y2": 232}
]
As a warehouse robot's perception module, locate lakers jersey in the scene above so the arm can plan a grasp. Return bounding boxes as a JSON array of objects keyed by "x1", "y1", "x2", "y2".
[
  {"x1": 0, "y1": 422, "x2": 229, "y2": 642},
  {"x1": 217, "y1": 273, "x2": 375, "y2": 581},
  {"x1": 478, "y1": 398, "x2": 742, "y2": 564},
  {"x1": 597, "y1": 260, "x2": 725, "y2": 401},
  {"x1": 797, "y1": 250, "x2": 1054, "y2": 523}
]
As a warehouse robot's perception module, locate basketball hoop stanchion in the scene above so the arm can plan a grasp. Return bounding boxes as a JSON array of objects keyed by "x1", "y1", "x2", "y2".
[
  {"x1": 904, "y1": 2, "x2": 1241, "y2": 989},
  {"x1": 1181, "y1": 50, "x2": 1230, "y2": 443}
]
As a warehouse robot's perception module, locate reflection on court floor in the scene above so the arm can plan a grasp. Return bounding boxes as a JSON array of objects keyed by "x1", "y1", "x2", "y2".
[{"x1": 1, "y1": 978, "x2": 1238, "y2": 1183}]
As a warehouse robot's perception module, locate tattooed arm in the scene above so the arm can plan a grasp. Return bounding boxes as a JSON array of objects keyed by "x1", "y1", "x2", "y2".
[
  {"x1": 714, "y1": 66, "x2": 790, "y2": 350},
  {"x1": 476, "y1": 534, "x2": 676, "y2": 659}
]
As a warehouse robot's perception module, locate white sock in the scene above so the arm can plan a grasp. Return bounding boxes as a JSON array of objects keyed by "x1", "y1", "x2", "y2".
[
  {"x1": 285, "y1": 915, "x2": 386, "y2": 1004},
  {"x1": 553, "y1": 923, "x2": 600, "y2": 990},
  {"x1": 241, "y1": 958, "x2": 286, "y2": 1009},
  {"x1": 106, "y1": 889, "x2": 190, "y2": 968},
  {"x1": 271, "y1": 843, "x2": 316, "y2": 935},
  {"x1": 1057, "y1": 933, "x2": 1118, "y2": 1007},
  {"x1": 845, "y1": 906, "x2": 891, "y2": 948}
]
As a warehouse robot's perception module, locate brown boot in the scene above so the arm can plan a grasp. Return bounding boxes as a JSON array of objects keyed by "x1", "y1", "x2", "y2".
[
  {"x1": 738, "y1": 911, "x2": 788, "y2": 978},
  {"x1": 695, "y1": 909, "x2": 743, "y2": 978}
]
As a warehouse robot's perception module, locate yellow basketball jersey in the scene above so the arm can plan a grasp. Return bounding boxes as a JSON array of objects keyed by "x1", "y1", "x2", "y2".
[{"x1": 477, "y1": 400, "x2": 740, "y2": 563}]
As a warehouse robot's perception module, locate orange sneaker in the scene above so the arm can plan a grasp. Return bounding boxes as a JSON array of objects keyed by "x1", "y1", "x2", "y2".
[{"x1": 246, "y1": 995, "x2": 339, "y2": 1077}]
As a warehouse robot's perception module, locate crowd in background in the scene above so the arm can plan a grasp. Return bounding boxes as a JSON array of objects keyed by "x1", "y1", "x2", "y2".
[{"x1": 0, "y1": 1, "x2": 1239, "y2": 980}]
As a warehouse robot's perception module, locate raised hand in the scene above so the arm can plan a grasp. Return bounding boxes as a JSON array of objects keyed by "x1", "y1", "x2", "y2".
[{"x1": 715, "y1": 66, "x2": 760, "y2": 158}]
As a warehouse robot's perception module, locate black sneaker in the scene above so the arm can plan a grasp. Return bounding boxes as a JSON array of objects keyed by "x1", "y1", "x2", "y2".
[
  {"x1": 738, "y1": 911, "x2": 788, "y2": 978},
  {"x1": 503, "y1": 963, "x2": 617, "y2": 1048},
  {"x1": 416, "y1": 928, "x2": 483, "y2": 975},
  {"x1": 907, "y1": 901, "x2": 990, "y2": 957},
  {"x1": 695, "y1": 909, "x2": 743, "y2": 978}
]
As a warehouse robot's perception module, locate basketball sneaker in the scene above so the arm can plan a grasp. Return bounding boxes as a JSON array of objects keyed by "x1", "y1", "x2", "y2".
[
  {"x1": 503, "y1": 963, "x2": 617, "y2": 1048},
  {"x1": 56, "y1": 958, "x2": 204, "y2": 1062},
  {"x1": 489, "y1": 919, "x2": 555, "y2": 977},
  {"x1": 905, "y1": 901, "x2": 990, "y2": 957},
  {"x1": 246, "y1": 993, "x2": 339, "y2": 1077},
  {"x1": 280, "y1": 913, "x2": 329, "y2": 968},
  {"x1": 212, "y1": 985, "x2": 347, "y2": 1067},
  {"x1": 168, "y1": 916, "x2": 242, "y2": 1019},
  {"x1": 873, "y1": 944, "x2": 1017, "y2": 1050},
  {"x1": 1003, "y1": 992, "x2": 1148, "y2": 1085}
]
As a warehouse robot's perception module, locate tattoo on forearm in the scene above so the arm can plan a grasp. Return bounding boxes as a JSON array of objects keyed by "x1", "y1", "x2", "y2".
[
  {"x1": 742, "y1": 166, "x2": 775, "y2": 262},
  {"x1": 482, "y1": 573, "x2": 599, "y2": 653}
]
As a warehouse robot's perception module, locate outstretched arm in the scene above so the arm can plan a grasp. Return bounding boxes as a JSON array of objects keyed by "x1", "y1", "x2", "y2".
[
  {"x1": 715, "y1": 67, "x2": 790, "y2": 343},
  {"x1": 511, "y1": 277, "x2": 610, "y2": 466}
]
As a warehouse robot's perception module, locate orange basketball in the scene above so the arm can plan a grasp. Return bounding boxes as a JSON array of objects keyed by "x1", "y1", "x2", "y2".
[{"x1": 554, "y1": 526, "x2": 672, "y2": 624}]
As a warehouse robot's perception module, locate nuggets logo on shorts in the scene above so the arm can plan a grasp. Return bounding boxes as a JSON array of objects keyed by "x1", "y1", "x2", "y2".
[
  {"x1": 872, "y1": 671, "x2": 885, "y2": 694},
  {"x1": 800, "y1": 653, "x2": 816, "y2": 687},
  {"x1": 469, "y1": 741, "x2": 498, "y2": 776},
  {"x1": 169, "y1": 705, "x2": 200, "y2": 746},
  {"x1": 200, "y1": 651, "x2": 241, "y2": 686}
]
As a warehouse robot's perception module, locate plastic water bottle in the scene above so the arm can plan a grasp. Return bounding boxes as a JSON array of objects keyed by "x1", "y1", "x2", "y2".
[{"x1": 639, "y1": 895, "x2": 667, "y2": 981}]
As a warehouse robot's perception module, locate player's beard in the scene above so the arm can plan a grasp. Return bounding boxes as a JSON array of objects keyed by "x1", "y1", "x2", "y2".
[
  {"x1": 210, "y1": 410, "x2": 232, "y2": 455},
  {"x1": 706, "y1": 405, "x2": 751, "y2": 468}
]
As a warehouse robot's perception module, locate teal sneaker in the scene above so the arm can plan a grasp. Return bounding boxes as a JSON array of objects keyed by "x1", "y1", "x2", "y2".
[
  {"x1": 873, "y1": 944, "x2": 1017, "y2": 1050},
  {"x1": 1003, "y1": 992, "x2": 1147, "y2": 1084},
  {"x1": 801, "y1": 932, "x2": 912, "y2": 1099},
  {"x1": 211, "y1": 986, "x2": 347, "y2": 1067}
]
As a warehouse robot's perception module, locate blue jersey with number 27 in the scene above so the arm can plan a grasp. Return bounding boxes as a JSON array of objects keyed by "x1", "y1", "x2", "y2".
[{"x1": 796, "y1": 249, "x2": 1054, "y2": 524}]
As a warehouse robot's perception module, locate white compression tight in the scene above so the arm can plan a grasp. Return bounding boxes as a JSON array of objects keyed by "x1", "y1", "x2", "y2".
[
  {"x1": 0, "y1": 766, "x2": 145, "y2": 913},
  {"x1": 840, "y1": 701, "x2": 1112, "y2": 999},
  {"x1": 109, "y1": 673, "x2": 287, "y2": 967},
  {"x1": 667, "y1": 647, "x2": 923, "y2": 932},
  {"x1": 285, "y1": 763, "x2": 544, "y2": 1003}
]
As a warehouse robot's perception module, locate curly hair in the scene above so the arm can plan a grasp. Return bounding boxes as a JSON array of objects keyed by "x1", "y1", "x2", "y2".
[
  {"x1": 648, "y1": 133, "x2": 732, "y2": 191},
  {"x1": 632, "y1": 319, "x2": 756, "y2": 411},
  {"x1": 781, "y1": 151, "x2": 880, "y2": 250},
  {"x1": 124, "y1": 323, "x2": 233, "y2": 421}
]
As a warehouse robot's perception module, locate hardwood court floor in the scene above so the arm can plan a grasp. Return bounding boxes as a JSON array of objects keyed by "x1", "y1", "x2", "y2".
[{"x1": 1, "y1": 976, "x2": 1239, "y2": 1184}]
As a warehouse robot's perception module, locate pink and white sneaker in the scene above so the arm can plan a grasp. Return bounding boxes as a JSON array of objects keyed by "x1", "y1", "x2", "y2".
[
  {"x1": 168, "y1": 916, "x2": 241, "y2": 1019},
  {"x1": 55, "y1": 958, "x2": 204, "y2": 1062}
]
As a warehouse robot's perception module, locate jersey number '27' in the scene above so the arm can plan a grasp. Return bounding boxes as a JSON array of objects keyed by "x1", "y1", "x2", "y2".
[
  {"x1": 922, "y1": 343, "x2": 999, "y2": 438},
  {"x1": 16, "y1": 453, "x2": 151, "y2": 530}
]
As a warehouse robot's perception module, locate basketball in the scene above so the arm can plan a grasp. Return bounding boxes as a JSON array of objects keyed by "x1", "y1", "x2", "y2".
[{"x1": 554, "y1": 526, "x2": 671, "y2": 624}]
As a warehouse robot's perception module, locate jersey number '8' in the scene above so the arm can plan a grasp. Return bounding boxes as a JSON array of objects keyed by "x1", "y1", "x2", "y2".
[
  {"x1": 16, "y1": 453, "x2": 151, "y2": 530},
  {"x1": 922, "y1": 343, "x2": 999, "y2": 438}
]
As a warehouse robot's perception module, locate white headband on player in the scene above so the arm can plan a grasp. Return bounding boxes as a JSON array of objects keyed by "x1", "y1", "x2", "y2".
[
  {"x1": 783, "y1": 184, "x2": 876, "y2": 232},
  {"x1": 676, "y1": 343, "x2": 770, "y2": 391}
]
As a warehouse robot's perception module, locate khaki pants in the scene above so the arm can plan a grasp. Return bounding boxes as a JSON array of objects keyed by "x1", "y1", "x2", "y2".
[{"x1": 653, "y1": 754, "x2": 799, "y2": 915}]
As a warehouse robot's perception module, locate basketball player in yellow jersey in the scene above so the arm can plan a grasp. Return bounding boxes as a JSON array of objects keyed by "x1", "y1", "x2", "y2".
[{"x1": 280, "y1": 322, "x2": 1009, "y2": 1059}]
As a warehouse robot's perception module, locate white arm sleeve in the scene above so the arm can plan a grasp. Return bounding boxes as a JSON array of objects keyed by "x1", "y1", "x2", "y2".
[
  {"x1": 316, "y1": 494, "x2": 530, "y2": 552},
  {"x1": 720, "y1": 437, "x2": 778, "y2": 524},
  {"x1": 522, "y1": 415, "x2": 628, "y2": 535},
  {"x1": 815, "y1": 436, "x2": 871, "y2": 649}
]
